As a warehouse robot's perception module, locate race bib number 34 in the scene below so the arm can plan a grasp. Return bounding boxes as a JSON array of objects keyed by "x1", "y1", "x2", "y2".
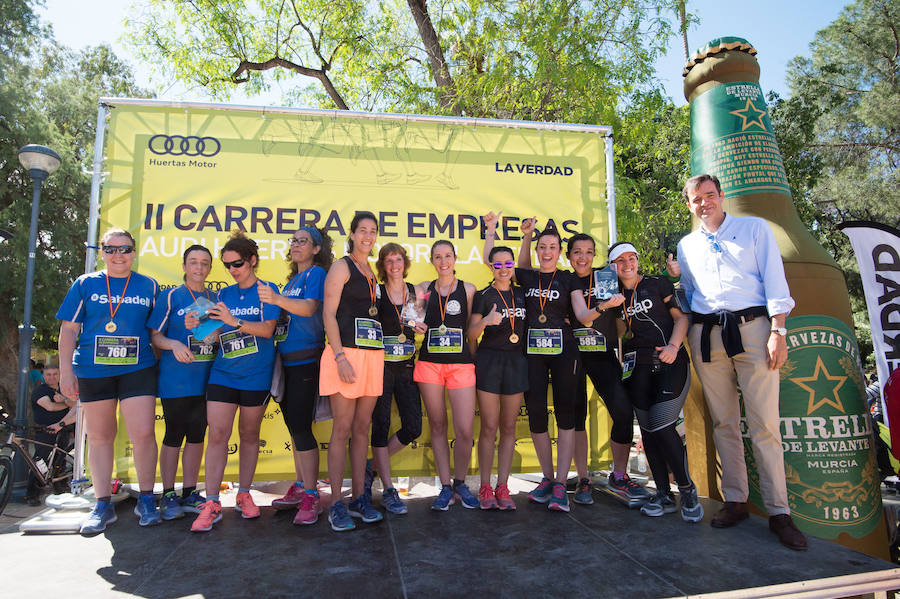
[
  {"x1": 427, "y1": 328, "x2": 463, "y2": 353},
  {"x1": 220, "y1": 330, "x2": 259, "y2": 359},
  {"x1": 94, "y1": 335, "x2": 139, "y2": 365},
  {"x1": 527, "y1": 329, "x2": 563, "y2": 355}
]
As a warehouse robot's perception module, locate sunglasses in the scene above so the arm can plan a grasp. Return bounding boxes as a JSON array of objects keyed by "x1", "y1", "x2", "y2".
[
  {"x1": 492, "y1": 260, "x2": 515, "y2": 269},
  {"x1": 102, "y1": 245, "x2": 134, "y2": 255},
  {"x1": 223, "y1": 258, "x2": 247, "y2": 269},
  {"x1": 703, "y1": 232, "x2": 723, "y2": 253},
  {"x1": 289, "y1": 237, "x2": 311, "y2": 247}
]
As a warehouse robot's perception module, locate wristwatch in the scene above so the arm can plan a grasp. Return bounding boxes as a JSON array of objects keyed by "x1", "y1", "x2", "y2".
[
  {"x1": 236, "y1": 318, "x2": 245, "y2": 329},
  {"x1": 771, "y1": 327, "x2": 787, "y2": 336}
]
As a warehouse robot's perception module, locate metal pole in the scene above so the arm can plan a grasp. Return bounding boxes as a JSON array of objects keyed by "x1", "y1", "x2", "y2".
[
  {"x1": 84, "y1": 103, "x2": 108, "y2": 273},
  {"x1": 14, "y1": 173, "x2": 46, "y2": 434},
  {"x1": 604, "y1": 135, "x2": 617, "y2": 245}
]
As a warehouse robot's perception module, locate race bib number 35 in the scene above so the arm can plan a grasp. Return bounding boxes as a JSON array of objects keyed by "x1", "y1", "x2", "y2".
[
  {"x1": 426, "y1": 328, "x2": 464, "y2": 353},
  {"x1": 355, "y1": 318, "x2": 384, "y2": 349},
  {"x1": 383, "y1": 336, "x2": 415, "y2": 362},
  {"x1": 94, "y1": 336, "x2": 140, "y2": 365},
  {"x1": 220, "y1": 330, "x2": 259, "y2": 359},
  {"x1": 527, "y1": 329, "x2": 563, "y2": 355},
  {"x1": 188, "y1": 335, "x2": 217, "y2": 362}
]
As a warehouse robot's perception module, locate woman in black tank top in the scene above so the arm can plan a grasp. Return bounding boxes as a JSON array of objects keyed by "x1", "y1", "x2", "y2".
[{"x1": 411, "y1": 240, "x2": 479, "y2": 510}]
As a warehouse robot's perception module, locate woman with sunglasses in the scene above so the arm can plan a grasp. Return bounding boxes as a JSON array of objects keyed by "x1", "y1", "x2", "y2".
[
  {"x1": 565, "y1": 234, "x2": 649, "y2": 506},
  {"x1": 259, "y1": 226, "x2": 332, "y2": 525},
  {"x1": 413, "y1": 240, "x2": 479, "y2": 511},
  {"x1": 189, "y1": 231, "x2": 281, "y2": 532},
  {"x1": 57, "y1": 228, "x2": 161, "y2": 534},
  {"x1": 468, "y1": 243, "x2": 527, "y2": 510},
  {"x1": 609, "y1": 241, "x2": 702, "y2": 522},
  {"x1": 147, "y1": 244, "x2": 215, "y2": 521},
  {"x1": 365, "y1": 242, "x2": 425, "y2": 515},
  {"x1": 488, "y1": 214, "x2": 594, "y2": 512},
  {"x1": 320, "y1": 211, "x2": 385, "y2": 531}
]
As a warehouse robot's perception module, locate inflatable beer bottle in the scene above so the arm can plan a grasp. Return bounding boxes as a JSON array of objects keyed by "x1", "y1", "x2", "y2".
[{"x1": 682, "y1": 37, "x2": 887, "y2": 558}]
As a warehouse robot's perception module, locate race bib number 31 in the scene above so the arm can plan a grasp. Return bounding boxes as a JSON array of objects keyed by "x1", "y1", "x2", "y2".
[
  {"x1": 355, "y1": 318, "x2": 384, "y2": 349},
  {"x1": 220, "y1": 330, "x2": 259, "y2": 359},
  {"x1": 94, "y1": 336, "x2": 139, "y2": 365},
  {"x1": 527, "y1": 329, "x2": 563, "y2": 355}
]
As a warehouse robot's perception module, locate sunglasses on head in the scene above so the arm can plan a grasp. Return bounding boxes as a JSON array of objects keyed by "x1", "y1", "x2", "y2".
[
  {"x1": 102, "y1": 245, "x2": 134, "y2": 255},
  {"x1": 492, "y1": 260, "x2": 515, "y2": 269},
  {"x1": 223, "y1": 258, "x2": 247, "y2": 269}
]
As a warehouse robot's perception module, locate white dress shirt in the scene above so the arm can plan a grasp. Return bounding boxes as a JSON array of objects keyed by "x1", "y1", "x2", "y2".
[{"x1": 677, "y1": 213, "x2": 795, "y2": 317}]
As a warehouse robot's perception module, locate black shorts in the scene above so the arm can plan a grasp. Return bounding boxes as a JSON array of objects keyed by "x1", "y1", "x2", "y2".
[
  {"x1": 78, "y1": 366, "x2": 157, "y2": 403},
  {"x1": 206, "y1": 384, "x2": 270, "y2": 408},
  {"x1": 475, "y1": 348, "x2": 529, "y2": 395}
]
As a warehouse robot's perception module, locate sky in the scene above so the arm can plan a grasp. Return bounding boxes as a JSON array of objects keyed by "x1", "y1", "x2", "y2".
[{"x1": 38, "y1": 0, "x2": 850, "y2": 108}]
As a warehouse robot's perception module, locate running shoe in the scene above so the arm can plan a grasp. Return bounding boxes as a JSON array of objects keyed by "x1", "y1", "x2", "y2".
[
  {"x1": 680, "y1": 484, "x2": 704, "y2": 523},
  {"x1": 381, "y1": 487, "x2": 408, "y2": 515},
  {"x1": 328, "y1": 501, "x2": 356, "y2": 531},
  {"x1": 160, "y1": 490, "x2": 184, "y2": 521},
  {"x1": 363, "y1": 458, "x2": 376, "y2": 499},
  {"x1": 181, "y1": 490, "x2": 206, "y2": 514},
  {"x1": 348, "y1": 494, "x2": 383, "y2": 523},
  {"x1": 191, "y1": 500, "x2": 222, "y2": 532},
  {"x1": 453, "y1": 482, "x2": 479, "y2": 509},
  {"x1": 431, "y1": 485, "x2": 455, "y2": 511},
  {"x1": 494, "y1": 483, "x2": 517, "y2": 511},
  {"x1": 547, "y1": 482, "x2": 570, "y2": 512},
  {"x1": 235, "y1": 491, "x2": 261, "y2": 519},
  {"x1": 80, "y1": 500, "x2": 117, "y2": 534},
  {"x1": 640, "y1": 490, "x2": 677, "y2": 517},
  {"x1": 272, "y1": 483, "x2": 305, "y2": 510},
  {"x1": 133, "y1": 493, "x2": 162, "y2": 527},
  {"x1": 478, "y1": 483, "x2": 499, "y2": 510},
  {"x1": 294, "y1": 491, "x2": 322, "y2": 525},
  {"x1": 606, "y1": 472, "x2": 651, "y2": 501},
  {"x1": 573, "y1": 478, "x2": 594, "y2": 505},
  {"x1": 528, "y1": 477, "x2": 554, "y2": 504}
]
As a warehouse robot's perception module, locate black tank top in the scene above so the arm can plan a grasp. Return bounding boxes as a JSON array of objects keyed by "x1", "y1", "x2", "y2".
[
  {"x1": 571, "y1": 270, "x2": 619, "y2": 357},
  {"x1": 378, "y1": 282, "x2": 417, "y2": 364},
  {"x1": 336, "y1": 256, "x2": 382, "y2": 350},
  {"x1": 418, "y1": 279, "x2": 472, "y2": 364}
]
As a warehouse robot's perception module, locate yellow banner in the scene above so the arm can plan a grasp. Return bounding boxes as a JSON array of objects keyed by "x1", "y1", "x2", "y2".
[{"x1": 100, "y1": 101, "x2": 613, "y2": 481}]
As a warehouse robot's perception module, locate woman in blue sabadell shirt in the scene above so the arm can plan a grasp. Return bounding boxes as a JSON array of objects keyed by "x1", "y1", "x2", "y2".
[
  {"x1": 187, "y1": 231, "x2": 280, "y2": 533},
  {"x1": 57, "y1": 228, "x2": 160, "y2": 534}
]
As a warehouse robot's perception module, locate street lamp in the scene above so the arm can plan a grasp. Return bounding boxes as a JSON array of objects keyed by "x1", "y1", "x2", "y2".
[{"x1": 14, "y1": 145, "x2": 61, "y2": 436}]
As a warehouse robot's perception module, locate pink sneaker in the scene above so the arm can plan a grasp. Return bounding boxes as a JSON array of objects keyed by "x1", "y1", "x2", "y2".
[
  {"x1": 190, "y1": 500, "x2": 222, "y2": 532},
  {"x1": 495, "y1": 483, "x2": 517, "y2": 511},
  {"x1": 272, "y1": 484, "x2": 305, "y2": 510},
  {"x1": 478, "y1": 483, "x2": 499, "y2": 510},
  {"x1": 235, "y1": 491, "x2": 260, "y2": 519},
  {"x1": 293, "y1": 492, "x2": 322, "y2": 525}
]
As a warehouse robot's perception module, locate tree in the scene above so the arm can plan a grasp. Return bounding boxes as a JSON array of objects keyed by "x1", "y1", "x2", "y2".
[{"x1": 0, "y1": 6, "x2": 148, "y2": 413}]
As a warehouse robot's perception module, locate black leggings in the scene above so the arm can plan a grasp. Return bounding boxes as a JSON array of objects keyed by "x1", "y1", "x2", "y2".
[
  {"x1": 282, "y1": 362, "x2": 320, "y2": 452},
  {"x1": 525, "y1": 346, "x2": 582, "y2": 433},
  {"x1": 372, "y1": 361, "x2": 422, "y2": 447},
  {"x1": 579, "y1": 352, "x2": 633, "y2": 442},
  {"x1": 623, "y1": 353, "x2": 692, "y2": 493},
  {"x1": 161, "y1": 396, "x2": 207, "y2": 447}
]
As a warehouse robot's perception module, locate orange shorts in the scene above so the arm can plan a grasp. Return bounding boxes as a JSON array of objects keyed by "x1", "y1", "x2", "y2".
[
  {"x1": 413, "y1": 361, "x2": 476, "y2": 390},
  {"x1": 319, "y1": 346, "x2": 384, "y2": 399}
]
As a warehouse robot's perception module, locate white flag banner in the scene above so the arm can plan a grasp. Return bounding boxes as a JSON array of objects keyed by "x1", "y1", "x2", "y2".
[{"x1": 838, "y1": 220, "x2": 900, "y2": 424}]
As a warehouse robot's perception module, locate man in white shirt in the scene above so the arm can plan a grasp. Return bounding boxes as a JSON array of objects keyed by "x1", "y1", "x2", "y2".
[{"x1": 677, "y1": 174, "x2": 807, "y2": 551}]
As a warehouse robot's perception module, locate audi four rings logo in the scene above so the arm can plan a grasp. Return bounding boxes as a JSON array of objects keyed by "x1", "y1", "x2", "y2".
[{"x1": 148, "y1": 134, "x2": 221, "y2": 157}]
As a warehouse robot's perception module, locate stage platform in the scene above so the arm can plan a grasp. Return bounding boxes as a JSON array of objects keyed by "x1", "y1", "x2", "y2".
[{"x1": 2, "y1": 476, "x2": 898, "y2": 598}]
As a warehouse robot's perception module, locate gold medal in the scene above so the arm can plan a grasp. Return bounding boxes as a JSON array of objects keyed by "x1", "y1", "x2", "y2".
[
  {"x1": 624, "y1": 330, "x2": 634, "y2": 341},
  {"x1": 105, "y1": 321, "x2": 117, "y2": 333},
  {"x1": 438, "y1": 324, "x2": 447, "y2": 334},
  {"x1": 538, "y1": 313, "x2": 547, "y2": 324},
  {"x1": 509, "y1": 333, "x2": 519, "y2": 344},
  {"x1": 369, "y1": 305, "x2": 378, "y2": 317},
  {"x1": 397, "y1": 333, "x2": 407, "y2": 343}
]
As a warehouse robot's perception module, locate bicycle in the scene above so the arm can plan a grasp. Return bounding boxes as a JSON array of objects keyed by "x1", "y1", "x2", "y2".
[{"x1": 0, "y1": 410, "x2": 75, "y2": 516}]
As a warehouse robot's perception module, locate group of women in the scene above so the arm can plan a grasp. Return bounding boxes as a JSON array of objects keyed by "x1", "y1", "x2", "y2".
[{"x1": 58, "y1": 210, "x2": 701, "y2": 536}]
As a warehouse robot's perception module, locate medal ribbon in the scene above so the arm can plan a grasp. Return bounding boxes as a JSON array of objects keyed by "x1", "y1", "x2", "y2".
[
  {"x1": 437, "y1": 278, "x2": 456, "y2": 326},
  {"x1": 538, "y1": 269, "x2": 557, "y2": 316},
  {"x1": 105, "y1": 271, "x2": 132, "y2": 327},
  {"x1": 493, "y1": 284, "x2": 515, "y2": 337},
  {"x1": 350, "y1": 256, "x2": 377, "y2": 308},
  {"x1": 389, "y1": 284, "x2": 408, "y2": 333},
  {"x1": 185, "y1": 283, "x2": 212, "y2": 303}
]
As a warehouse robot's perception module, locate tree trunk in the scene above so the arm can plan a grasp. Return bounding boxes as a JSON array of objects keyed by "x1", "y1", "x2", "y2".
[
  {"x1": 406, "y1": 0, "x2": 461, "y2": 115},
  {"x1": 679, "y1": 1, "x2": 689, "y2": 62},
  {"x1": 0, "y1": 316, "x2": 21, "y2": 420}
]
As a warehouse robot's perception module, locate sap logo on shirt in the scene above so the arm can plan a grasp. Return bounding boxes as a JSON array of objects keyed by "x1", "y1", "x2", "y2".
[
  {"x1": 524, "y1": 288, "x2": 561, "y2": 301},
  {"x1": 446, "y1": 299, "x2": 462, "y2": 315},
  {"x1": 230, "y1": 306, "x2": 261, "y2": 316},
  {"x1": 90, "y1": 293, "x2": 152, "y2": 307},
  {"x1": 624, "y1": 298, "x2": 654, "y2": 317}
]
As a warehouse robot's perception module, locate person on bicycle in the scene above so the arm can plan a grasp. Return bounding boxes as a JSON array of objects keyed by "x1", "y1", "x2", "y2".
[{"x1": 25, "y1": 363, "x2": 75, "y2": 504}]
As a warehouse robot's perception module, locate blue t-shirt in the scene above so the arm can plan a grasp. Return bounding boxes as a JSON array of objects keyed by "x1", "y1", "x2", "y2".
[
  {"x1": 56, "y1": 270, "x2": 158, "y2": 378},
  {"x1": 207, "y1": 281, "x2": 281, "y2": 391},
  {"x1": 278, "y1": 266, "x2": 326, "y2": 366},
  {"x1": 147, "y1": 285, "x2": 217, "y2": 399}
]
